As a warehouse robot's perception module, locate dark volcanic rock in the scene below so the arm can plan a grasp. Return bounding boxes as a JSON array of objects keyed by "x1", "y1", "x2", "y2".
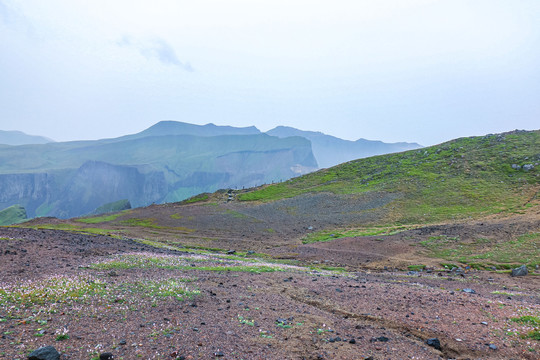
[
  {"x1": 426, "y1": 338, "x2": 441, "y2": 350},
  {"x1": 511, "y1": 265, "x2": 528, "y2": 277},
  {"x1": 27, "y1": 346, "x2": 60, "y2": 360}
]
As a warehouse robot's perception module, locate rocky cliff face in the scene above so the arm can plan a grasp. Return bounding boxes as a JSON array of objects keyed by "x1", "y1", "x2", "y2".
[
  {"x1": 0, "y1": 173, "x2": 53, "y2": 217},
  {"x1": 48, "y1": 161, "x2": 168, "y2": 218}
]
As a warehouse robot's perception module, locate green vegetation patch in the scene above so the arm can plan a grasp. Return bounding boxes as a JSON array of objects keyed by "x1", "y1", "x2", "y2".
[
  {"x1": 0, "y1": 274, "x2": 200, "y2": 319},
  {"x1": 525, "y1": 330, "x2": 540, "y2": 341},
  {"x1": 119, "y1": 218, "x2": 194, "y2": 233},
  {"x1": 76, "y1": 211, "x2": 127, "y2": 224},
  {"x1": 0, "y1": 205, "x2": 27, "y2": 226},
  {"x1": 407, "y1": 264, "x2": 427, "y2": 271},
  {"x1": 90, "y1": 254, "x2": 287, "y2": 274},
  {"x1": 420, "y1": 232, "x2": 540, "y2": 268},
  {"x1": 120, "y1": 218, "x2": 162, "y2": 228},
  {"x1": 92, "y1": 199, "x2": 131, "y2": 215},
  {"x1": 511, "y1": 316, "x2": 540, "y2": 327},
  {"x1": 0, "y1": 276, "x2": 106, "y2": 307},
  {"x1": 181, "y1": 193, "x2": 209, "y2": 204},
  {"x1": 89, "y1": 254, "x2": 191, "y2": 270},
  {"x1": 130, "y1": 279, "x2": 200, "y2": 301},
  {"x1": 302, "y1": 225, "x2": 418, "y2": 244},
  {"x1": 19, "y1": 223, "x2": 119, "y2": 237}
]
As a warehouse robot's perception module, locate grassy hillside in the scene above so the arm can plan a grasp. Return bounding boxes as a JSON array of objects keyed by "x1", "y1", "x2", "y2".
[
  {"x1": 239, "y1": 130, "x2": 540, "y2": 224},
  {"x1": 0, "y1": 205, "x2": 27, "y2": 226}
]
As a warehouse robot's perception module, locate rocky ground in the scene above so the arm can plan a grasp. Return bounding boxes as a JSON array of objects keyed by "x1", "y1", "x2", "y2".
[{"x1": 1, "y1": 226, "x2": 539, "y2": 360}]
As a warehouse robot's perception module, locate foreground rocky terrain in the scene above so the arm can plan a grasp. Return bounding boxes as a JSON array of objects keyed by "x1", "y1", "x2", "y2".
[{"x1": 1, "y1": 223, "x2": 538, "y2": 360}]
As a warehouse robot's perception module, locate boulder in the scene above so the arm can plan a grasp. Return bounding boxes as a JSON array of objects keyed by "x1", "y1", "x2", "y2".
[
  {"x1": 426, "y1": 338, "x2": 441, "y2": 350},
  {"x1": 511, "y1": 265, "x2": 528, "y2": 277},
  {"x1": 27, "y1": 346, "x2": 60, "y2": 360}
]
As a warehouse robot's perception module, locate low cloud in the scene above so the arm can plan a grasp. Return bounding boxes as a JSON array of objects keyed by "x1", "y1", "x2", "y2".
[{"x1": 117, "y1": 36, "x2": 193, "y2": 72}]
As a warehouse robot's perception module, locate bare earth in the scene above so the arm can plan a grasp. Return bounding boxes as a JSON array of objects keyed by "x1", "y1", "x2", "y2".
[{"x1": 1, "y1": 219, "x2": 539, "y2": 360}]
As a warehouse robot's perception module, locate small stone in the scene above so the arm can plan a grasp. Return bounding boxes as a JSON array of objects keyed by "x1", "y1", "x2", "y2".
[
  {"x1": 27, "y1": 346, "x2": 60, "y2": 360},
  {"x1": 214, "y1": 351, "x2": 224, "y2": 357},
  {"x1": 462, "y1": 288, "x2": 476, "y2": 294},
  {"x1": 481, "y1": 322, "x2": 488, "y2": 326},
  {"x1": 349, "y1": 338, "x2": 356, "y2": 344},
  {"x1": 118, "y1": 340, "x2": 126, "y2": 345},
  {"x1": 226, "y1": 250, "x2": 235, "y2": 255},
  {"x1": 99, "y1": 353, "x2": 114, "y2": 360},
  {"x1": 488, "y1": 344, "x2": 498, "y2": 350},
  {"x1": 426, "y1": 338, "x2": 441, "y2": 350}
]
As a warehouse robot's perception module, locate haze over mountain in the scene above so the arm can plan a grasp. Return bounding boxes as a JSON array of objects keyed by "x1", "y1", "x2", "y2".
[
  {"x1": 0, "y1": 120, "x2": 423, "y2": 221},
  {"x1": 267, "y1": 126, "x2": 421, "y2": 168},
  {"x1": 0, "y1": 130, "x2": 54, "y2": 146}
]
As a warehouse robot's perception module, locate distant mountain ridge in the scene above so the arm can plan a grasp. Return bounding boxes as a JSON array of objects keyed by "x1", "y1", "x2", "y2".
[
  {"x1": 0, "y1": 121, "x2": 422, "y2": 221},
  {"x1": 117, "y1": 121, "x2": 260, "y2": 141},
  {"x1": 266, "y1": 126, "x2": 421, "y2": 168},
  {"x1": 0, "y1": 130, "x2": 54, "y2": 146}
]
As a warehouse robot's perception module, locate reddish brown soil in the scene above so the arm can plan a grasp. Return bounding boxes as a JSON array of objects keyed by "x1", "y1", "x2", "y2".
[{"x1": 1, "y1": 224, "x2": 539, "y2": 360}]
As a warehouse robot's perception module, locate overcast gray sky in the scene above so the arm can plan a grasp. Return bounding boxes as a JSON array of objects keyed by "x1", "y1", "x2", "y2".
[{"x1": 0, "y1": 0, "x2": 539, "y2": 146}]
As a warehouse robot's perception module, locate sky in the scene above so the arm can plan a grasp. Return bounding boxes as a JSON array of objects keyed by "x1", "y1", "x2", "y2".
[{"x1": 0, "y1": 0, "x2": 539, "y2": 146}]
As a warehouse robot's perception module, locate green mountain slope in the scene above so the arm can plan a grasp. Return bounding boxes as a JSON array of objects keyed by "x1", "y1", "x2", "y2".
[
  {"x1": 239, "y1": 130, "x2": 540, "y2": 223},
  {"x1": 0, "y1": 205, "x2": 27, "y2": 226}
]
